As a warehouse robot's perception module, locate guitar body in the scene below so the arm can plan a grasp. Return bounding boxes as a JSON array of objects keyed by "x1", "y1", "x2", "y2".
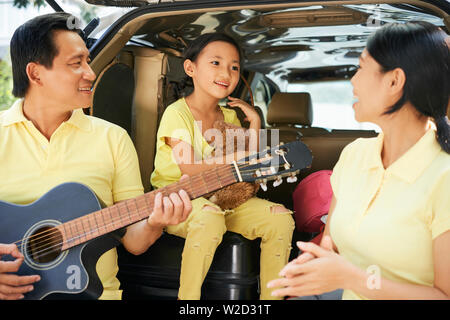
[{"x1": 0, "y1": 183, "x2": 119, "y2": 300}]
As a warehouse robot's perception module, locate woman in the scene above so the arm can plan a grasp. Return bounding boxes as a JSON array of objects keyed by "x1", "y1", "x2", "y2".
[{"x1": 268, "y1": 21, "x2": 450, "y2": 300}]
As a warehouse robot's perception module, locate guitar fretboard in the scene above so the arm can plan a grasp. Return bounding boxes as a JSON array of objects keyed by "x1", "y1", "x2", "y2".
[{"x1": 57, "y1": 164, "x2": 237, "y2": 250}]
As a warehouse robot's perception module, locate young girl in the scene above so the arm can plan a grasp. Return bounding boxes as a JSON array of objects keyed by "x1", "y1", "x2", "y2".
[
  {"x1": 150, "y1": 33, "x2": 294, "y2": 300},
  {"x1": 268, "y1": 21, "x2": 450, "y2": 300}
]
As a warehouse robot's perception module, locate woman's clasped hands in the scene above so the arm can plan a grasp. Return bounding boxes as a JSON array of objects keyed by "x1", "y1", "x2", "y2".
[{"x1": 267, "y1": 236, "x2": 356, "y2": 298}]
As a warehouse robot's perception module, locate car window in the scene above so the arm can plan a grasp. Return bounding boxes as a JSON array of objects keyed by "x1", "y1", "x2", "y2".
[{"x1": 287, "y1": 80, "x2": 381, "y2": 132}]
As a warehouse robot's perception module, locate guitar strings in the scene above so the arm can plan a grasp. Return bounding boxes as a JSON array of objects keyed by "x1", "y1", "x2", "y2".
[
  {"x1": 16, "y1": 157, "x2": 285, "y2": 260},
  {"x1": 19, "y1": 167, "x2": 236, "y2": 258},
  {"x1": 12, "y1": 161, "x2": 241, "y2": 248},
  {"x1": 14, "y1": 155, "x2": 281, "y2": 251},
  {"x1": 19, "y1": 141, "x2": 295, "y2": 260},
  {"x1": 15, "y1": 174, "x2": 225, "y2": 254},
  {"x1": 20, "y1": 165, "x2": 243, "y2": 261},
  {"x1": 15, "y1": 159, "x2": 286, "y2": 261},
  {"x1": 25, "y1": 172, "x2": 292, "y2": 262},
  {"x1": 22, "y1": 204, "x2": 154, "y2": 261}
]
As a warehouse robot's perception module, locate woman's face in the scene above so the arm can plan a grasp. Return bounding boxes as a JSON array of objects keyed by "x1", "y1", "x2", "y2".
[
  {"x1": 350, "y1": 49, "x2": 394, "y2": 124},
  {"x1": 184, "y1": 41, "x2": 241, "y2": 100}
]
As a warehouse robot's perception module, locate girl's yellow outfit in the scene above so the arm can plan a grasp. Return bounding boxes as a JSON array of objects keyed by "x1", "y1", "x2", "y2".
[{"x1": 151, "y1": 98, "x2": 294, "y2": 300}]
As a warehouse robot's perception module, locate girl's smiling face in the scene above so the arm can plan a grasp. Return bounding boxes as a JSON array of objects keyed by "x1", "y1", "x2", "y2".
[{"x1": 184, "y1": 40, "x2": 241, "y2": 101}]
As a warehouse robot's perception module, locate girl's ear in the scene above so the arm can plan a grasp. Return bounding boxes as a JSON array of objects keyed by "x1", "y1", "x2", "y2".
[{"x1": 183, "y1": 59, "x2": 195, "y2": 77}]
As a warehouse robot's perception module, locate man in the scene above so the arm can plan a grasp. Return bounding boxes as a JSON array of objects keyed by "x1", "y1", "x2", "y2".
[{"x1": 0, "y1": 12, "x2": 192, "y2": 300}]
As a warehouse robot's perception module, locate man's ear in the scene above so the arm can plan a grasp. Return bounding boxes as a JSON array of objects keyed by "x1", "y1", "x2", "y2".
[
  {"x1": 183, "y1": 59, "x2": 195, "y2": 77},
  {"x1": 25, "y1": 62, "x2": 42, "y2": 86}
]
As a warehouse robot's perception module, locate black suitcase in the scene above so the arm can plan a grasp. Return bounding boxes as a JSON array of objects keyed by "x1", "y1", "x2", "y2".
[{"x1": 117, "y1": 231, "x2": 261, "y2": 300}]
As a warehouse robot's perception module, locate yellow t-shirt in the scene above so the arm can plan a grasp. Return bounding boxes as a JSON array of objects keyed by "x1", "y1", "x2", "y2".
[
  {"x1": 151, "y1": 97, "x2": 241, "y2": 189},
  {"x1": 0, "y1": 99, "x2": 144, "y2": 300},
  {"x1": 329, "y1": 127, "x2": 450, "y2": 300}
]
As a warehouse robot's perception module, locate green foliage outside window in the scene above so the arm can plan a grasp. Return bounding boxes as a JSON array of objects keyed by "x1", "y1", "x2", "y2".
[
  {"x1": 12, "y1": 0, "x2": 98, "y2": 25},
  {"x1": 0, "y1": 58, "x2": 16, "y2": 111},
  {"x1": 13, "y1": 0, "x2": 45, "y2": 9}
]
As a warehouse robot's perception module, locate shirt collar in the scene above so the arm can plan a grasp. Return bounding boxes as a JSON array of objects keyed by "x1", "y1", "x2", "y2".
[
  {"x1": 1, "y1": 99, "x2": 91, "y2": 132},
  {"x1": 364, "y1": 126, "x2": 442, "y2": 184},
  {"x1": 65, "y1": 108, "x2": 92, "y2": 132},
  {"x1": 1, "y1": 99, "x2": 28, "y2": 126},
  {"x1": 362, "y1": 132, "x2": 385, "y2": 171}
]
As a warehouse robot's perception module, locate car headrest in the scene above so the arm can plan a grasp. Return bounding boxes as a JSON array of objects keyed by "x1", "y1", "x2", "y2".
[
  {"x1": 447, "y1": 98, "x2": 450, "y2": 119},
  {"x1": 267, "y1": 92, "x2": 313, "y2": 126}
]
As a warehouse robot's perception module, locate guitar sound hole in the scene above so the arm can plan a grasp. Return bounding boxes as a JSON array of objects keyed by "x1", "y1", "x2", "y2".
[{"x1": 26, "y1": 226, "x2": 63, "y2": 264}]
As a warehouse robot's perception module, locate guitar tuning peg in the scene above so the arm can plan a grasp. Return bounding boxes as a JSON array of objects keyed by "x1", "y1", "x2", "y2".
[
  {"x1": 273, "y1": 176, "x2": 283, "y2": 187},
  {"x1": 260, "y1": 178, "x2": 268, "y2": 191},
  {"x1": 287, "y1": 173, "x2": 297, "y2": 183},
  {"x1": 260, "y1": 182, "x2": 267, "y2": 191}
]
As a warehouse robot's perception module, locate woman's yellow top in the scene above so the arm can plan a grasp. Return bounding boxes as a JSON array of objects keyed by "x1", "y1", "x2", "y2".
[{"x1": 330, "y1": 127, "x2": 450, "y2": 299}]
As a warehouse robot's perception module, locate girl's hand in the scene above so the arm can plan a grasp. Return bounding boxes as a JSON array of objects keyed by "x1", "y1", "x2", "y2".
[
  {"x1": 267, "y1": 236, "x2": 355, "y2": 298},
  {"x1": 226, "y1": 96, "x2": 261, "y2": 126}
]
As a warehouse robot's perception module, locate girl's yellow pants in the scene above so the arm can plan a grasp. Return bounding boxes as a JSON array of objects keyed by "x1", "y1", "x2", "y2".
[{"x1": 166, "y1": 196, "x2": 295, "y2": 300}]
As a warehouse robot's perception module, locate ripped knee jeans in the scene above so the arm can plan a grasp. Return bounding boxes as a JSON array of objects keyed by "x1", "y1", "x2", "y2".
[{"x1": 166, "y1": 196, "x2": 295, "y2": 300}]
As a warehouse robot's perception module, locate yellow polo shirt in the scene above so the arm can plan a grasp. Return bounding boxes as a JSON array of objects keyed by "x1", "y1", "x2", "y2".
[
  {"x1": 0, "y1": 99, "x2": 144, "y2": 300},
  {"x1": 329, "y1": 127, "x2": 450, "y2": 300}
]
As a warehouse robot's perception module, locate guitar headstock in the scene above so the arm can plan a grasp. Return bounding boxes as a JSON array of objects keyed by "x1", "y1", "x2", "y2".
[{"x1": 234, "y1": 141, "x2": 312, "y2": 189}]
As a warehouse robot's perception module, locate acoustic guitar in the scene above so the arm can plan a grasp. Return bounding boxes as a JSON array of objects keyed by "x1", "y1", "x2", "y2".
[{"x1": 0, "y1": 141, "x2": 312, "y2": 299}]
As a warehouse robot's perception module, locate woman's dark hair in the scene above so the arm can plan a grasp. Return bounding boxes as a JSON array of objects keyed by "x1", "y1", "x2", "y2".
[
  {"x1": 177, "y1": 32, "x2": 243, "y2": 96},
  {"x1": 366, "y1": 21, "x2": 450, "y2": 153},
  {"x1": 10, "y1": 12, "x2": 84, "y2": 98}
]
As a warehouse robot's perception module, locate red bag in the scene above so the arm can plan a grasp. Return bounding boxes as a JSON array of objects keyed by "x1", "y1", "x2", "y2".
[{"x1": 293, "y1": 170, "x2": 333, "y2": 234}]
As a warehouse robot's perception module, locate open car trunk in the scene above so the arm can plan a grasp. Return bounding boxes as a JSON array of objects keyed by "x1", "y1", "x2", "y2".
[{"x1": 44, "y1": 0, "x2": 450, "y2": 299}]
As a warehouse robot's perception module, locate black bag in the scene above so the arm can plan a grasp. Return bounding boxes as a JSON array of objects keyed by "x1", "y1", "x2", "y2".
[{"x1": 117, "y1": 231, "x2": 261, "y2": 300}]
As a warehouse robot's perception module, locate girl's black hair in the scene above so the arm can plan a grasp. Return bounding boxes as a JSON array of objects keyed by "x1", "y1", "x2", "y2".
[
  {"x1": 177, "y1": 33, "x2": 243, "y2": 96},
  {"x1": 367, "y1": 21, "x2": 450, "y2": 153},
  {"x1": 183, "y1": 32, "x2": 243, "y2": 64}
]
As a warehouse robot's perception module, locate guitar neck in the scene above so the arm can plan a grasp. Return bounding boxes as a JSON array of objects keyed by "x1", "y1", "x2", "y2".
[{"x1": 58, "y1": 163, "x2": 238, "y2": 250}]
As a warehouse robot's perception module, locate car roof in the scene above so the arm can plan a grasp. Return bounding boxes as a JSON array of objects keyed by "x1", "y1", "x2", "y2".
[
  {"x1": 81, "y1": 1, "x2": 447, "y2": 88},
  {"x1": 79, "y1": 0, "x2": 450, "y2": 12}
]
